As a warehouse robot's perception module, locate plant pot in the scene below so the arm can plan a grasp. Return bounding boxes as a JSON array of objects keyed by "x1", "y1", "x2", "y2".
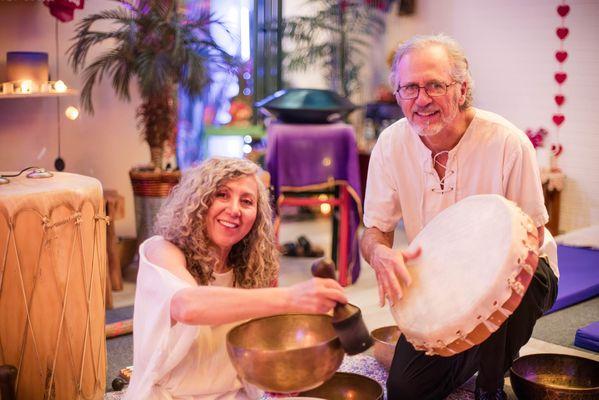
[{"x1": 129, "y1": 168, "x2": 181, "y2": 245}]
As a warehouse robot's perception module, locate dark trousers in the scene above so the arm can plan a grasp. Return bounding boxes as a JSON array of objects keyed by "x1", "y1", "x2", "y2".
[{"x1": 387, "y1": 258, "x2": 558, "y2": 400}]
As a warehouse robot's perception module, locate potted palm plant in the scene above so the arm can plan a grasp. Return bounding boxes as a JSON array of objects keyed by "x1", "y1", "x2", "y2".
[{"x1": 68, "y1": 0, "x2": 234, "y2": 242}]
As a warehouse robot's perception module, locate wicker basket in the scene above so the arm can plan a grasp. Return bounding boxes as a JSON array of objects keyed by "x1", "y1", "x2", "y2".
[
  {"x1": 129, "y1": 169, "x2": 181, "y2": 197},
  {"x1": 129, "y1": 169, "x2": 181, "y2": 244}
]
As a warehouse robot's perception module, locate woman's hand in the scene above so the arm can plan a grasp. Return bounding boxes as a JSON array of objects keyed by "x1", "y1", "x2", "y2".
[
  {"x1": 370, "y1": 244, "x2": 421, "y2": 307},
  {"x1": 287, "y1": 278, "x2": 348, "y2": 314}
]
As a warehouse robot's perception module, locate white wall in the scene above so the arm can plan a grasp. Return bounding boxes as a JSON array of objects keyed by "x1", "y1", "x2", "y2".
[{"x1": 0, "y1": 1, "x2": 147, "y2": 237}]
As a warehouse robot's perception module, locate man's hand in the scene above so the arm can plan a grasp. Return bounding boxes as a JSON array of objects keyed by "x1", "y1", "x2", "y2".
[{"x1": 370, "y1": 244, "x2": 421, "y2": 307}]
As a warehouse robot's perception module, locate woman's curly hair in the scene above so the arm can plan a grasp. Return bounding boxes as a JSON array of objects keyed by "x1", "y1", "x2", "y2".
[{"x1": 154, "y1": 157, "x2": 278, "y2": 288}]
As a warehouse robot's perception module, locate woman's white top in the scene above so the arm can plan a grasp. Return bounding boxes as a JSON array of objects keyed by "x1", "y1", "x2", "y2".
[{"x1": 124, "y1": 236, "x2": 261, "y2": 399}]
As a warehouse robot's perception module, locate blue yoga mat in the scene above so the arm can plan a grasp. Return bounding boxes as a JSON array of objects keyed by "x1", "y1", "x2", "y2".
[
  {"x1": 545, "y1": 245, "x2": 599, "y2": 314},
  {"x1": 575, "y1": 321, "x2": 599, "y2": 352}
]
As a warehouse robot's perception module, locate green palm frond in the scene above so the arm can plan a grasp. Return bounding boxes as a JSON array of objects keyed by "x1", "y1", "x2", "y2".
[
  {"x1": 283, "y1": 0, "x2": 385, "y2": 97},
  {"x1": 68, "y1": 0, "x2": 235, "y2": 113},
  {"x1": 79, "y1": 47, "x2": 130, "y2": 112}
]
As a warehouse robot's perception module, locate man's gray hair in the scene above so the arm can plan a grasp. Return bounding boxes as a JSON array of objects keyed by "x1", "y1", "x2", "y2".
[{"x1": 389, "y1": 34, "x2": 474, "y2": 110}]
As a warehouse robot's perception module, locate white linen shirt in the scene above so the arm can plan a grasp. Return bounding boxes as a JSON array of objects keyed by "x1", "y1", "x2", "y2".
[
  {"x1": 364, "y1": 108, "x2": 558, "y2": 276},
  {"x1": 124, "y1": 236, "x2": 261, "y2": 400}
]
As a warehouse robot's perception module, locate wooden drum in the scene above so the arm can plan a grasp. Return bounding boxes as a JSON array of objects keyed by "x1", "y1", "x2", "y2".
[
  {"x1": 0, "y1": 171, "x2": 107, "y2": 399},
  {"x1": 391, "y1": 194, "x2": 539, "y2": 357}
]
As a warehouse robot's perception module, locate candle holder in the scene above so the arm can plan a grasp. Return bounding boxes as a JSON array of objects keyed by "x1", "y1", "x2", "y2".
[{"x1": 6, "y1": 52, "x2": 49, "y2": 85}]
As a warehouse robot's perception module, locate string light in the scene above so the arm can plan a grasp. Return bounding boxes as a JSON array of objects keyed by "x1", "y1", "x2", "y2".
[
  {"x1": 65, "y1": 106, "x2": 79, "y2": 120},
  {"x1": 318, "y1": 194, "x2": 332, "y2": 215}
]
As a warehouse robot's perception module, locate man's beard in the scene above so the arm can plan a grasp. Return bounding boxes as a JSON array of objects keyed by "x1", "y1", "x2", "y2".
[
  {"x1": 410, "y1": 118, "x2": 444, "y2": 137},
  {"x1": 409, "y1": 94, "x2": 460, "y2": 137}
]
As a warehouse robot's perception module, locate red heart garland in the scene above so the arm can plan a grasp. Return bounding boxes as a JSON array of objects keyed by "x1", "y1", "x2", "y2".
[
  {"x1": 552, "y1": 114, "x2": 565, "y2": 126},
  {"x1": 551, "y1": 143, "x2": 563, "y2": 157},
  {"x1": 550, "y1": 5, "x2": 569, "y2": 163},
  {"x1": 556, "y1": 27, "x2": 569, "y2": 39},
  {"x1": 555, "y1": 50, "x2": 568, "y2": 63},
  {"x1": 554, "y1": 72, "x2": 567, "y2": 84},
  {"x1": 557, "y1": 5, "x2": 570, "y2": 17}
]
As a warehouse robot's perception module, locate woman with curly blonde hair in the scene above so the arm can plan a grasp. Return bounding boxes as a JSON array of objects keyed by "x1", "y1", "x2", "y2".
[
  {"x1": 126, "y1": 157, "x2": 346, "y2": 400},
  {"x1": 154, "y1": 157, "x2": 278, "y2": 288}
]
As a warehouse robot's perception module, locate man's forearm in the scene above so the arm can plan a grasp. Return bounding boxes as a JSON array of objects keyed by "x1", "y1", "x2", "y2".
[{"x1": 360, "y1": 227, "x2": 394, "y2": 265}]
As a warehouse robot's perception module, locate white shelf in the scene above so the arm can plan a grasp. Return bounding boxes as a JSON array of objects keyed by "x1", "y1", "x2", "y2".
[{"x1": 0, "y1": 89, "x2": 78, "y2": 100}]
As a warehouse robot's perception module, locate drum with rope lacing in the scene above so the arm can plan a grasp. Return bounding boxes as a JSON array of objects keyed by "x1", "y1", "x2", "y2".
[{"x1": 0, "y1": 170, "x2": 107, "y2": 399}]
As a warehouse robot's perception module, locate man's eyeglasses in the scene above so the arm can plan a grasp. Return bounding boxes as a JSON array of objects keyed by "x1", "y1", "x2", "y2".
[{"x1": 394, "y1": 81, "x2": 459, "y2": 100}]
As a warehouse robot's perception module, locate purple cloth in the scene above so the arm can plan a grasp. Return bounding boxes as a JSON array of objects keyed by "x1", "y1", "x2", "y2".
[
  {"x1": 266, "y1": 122, "x2": 362, "y2": 283},
  {"x1": 545, "y1": 245, "x2": 599, "y2": 314}
]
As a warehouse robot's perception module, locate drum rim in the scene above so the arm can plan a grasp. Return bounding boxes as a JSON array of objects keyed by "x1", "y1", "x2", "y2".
[{"x1": 390, "y1": 195, "x2": 540, "y2": 356}]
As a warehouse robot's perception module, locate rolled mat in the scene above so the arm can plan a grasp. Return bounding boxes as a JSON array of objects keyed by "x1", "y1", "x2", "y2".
[
  {"x1": 574, "y1": 321, "x2": 599, "y2": 352},
  {"x1": 545, "y1": 245, "x2": 599, "y2": 314},
  {"x1": 106, "y1": 319, "x2": 133, "y2": 338}
]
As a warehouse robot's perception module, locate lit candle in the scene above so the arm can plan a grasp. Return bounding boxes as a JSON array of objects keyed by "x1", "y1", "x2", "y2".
[
  {"x1": 6, "y1": 52, "x2": 49, "y2": 84},
  {"x1": 20, "y1": 80, "x2": 33, "y2": 93}
]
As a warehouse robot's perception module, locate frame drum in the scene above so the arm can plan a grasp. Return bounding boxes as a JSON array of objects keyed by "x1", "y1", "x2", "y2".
[
  {"x1": 0, "y1": 172, "x2": 107, "y2": 399},
  {"x1": 391, "y1": 195, "x2": 539, "y2": 357}
]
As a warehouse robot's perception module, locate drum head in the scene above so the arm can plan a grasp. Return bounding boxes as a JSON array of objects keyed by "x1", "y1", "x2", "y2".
[{"x1": 390, "y1": 194, "x2": 538, "y2": 356}]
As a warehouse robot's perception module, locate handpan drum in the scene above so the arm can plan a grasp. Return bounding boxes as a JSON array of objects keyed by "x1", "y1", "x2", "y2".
[
  {"x1": 0, "y1": 171, "x2": 107, "y2": 399},
  {"x1": 391, "y1": 194, "x2": 539, "y2": 357}
]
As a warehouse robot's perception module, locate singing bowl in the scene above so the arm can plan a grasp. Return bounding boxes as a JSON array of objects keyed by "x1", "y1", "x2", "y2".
[
  {"x1": 255, "y1": 88, "x2": 356, "y2": 124},
  {"x1": 371, "y1": 326, "x2": 401, "y2": 370},
  {"x1": 299, "y1": 372, "x2": 384, "y2": 400},
  {"x1": 226, "y1": 314, "x2": 344, "y2": 393},
  {"x1": 509, "y1": 353, "x2": 599, "y2": 400}
]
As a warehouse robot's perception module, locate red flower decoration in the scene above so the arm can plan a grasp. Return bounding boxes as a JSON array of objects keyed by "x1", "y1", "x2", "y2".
[
  {"x1": 43, "y1": 0, "x2": 84, "y2": 22},
  {"x1": 525, "y1": 128, "x2": 548, "y2": 149}
]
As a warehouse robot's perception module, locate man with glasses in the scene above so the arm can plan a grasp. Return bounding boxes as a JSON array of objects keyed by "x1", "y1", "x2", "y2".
[{"x1": 360, "y1": 34, "x2": 558, "y2": 400}]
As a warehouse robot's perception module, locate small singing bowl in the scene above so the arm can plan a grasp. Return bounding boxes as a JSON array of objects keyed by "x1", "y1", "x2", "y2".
[
  {"x1": 299, "y1": 372, "x2": 384, "y2": 400},
  {"x1": 226, "y1": 314, "x2": 344, "y2": 393},
  {"x1": 509, "y1": 353, "x2": 599, "y2": 400},
  {"x1": 371, "y1": 325, "x2": 401, "y2": 370}
]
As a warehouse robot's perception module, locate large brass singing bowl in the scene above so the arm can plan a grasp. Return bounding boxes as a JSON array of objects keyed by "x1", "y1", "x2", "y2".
[
  {"x1": 299, "y1": 372, "x2": 384, "y2": 400},
  {"x1": 226, "y1": 314, "x2": 344, "y2": 393},
  {"x1": 371, "y1": 326, "x2": 401, "y2": 370},
  {"x1": 509, "y1": 353, "x2": 599, "y2": 400}
]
